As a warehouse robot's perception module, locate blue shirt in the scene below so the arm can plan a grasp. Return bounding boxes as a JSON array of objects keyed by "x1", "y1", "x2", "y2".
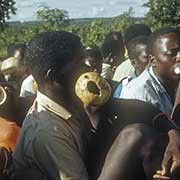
[
  {"x1": 113, "y1": 73, "x2": 137, "y2": 98},
  {"x1": 120, "y1": 67, "x2": 173, "y2": 114}
]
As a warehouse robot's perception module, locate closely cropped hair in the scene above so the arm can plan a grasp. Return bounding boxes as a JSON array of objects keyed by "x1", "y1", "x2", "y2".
[
  {"x1": 148, "y1": 27, "x2": 180, "y2": 55},
  {"x1": 124, "y1": 24, "x2": 151, "y2": 46},
  {"x1": 7, "y1": 43, "x2": 26, "y2": 61},
  {"x1": 85, "y1": 48, "x2": 103, "y2": 62},
  {"x1": 25, "y1": 31, "x2": 82, "y2": 83},
  {"x1": 127, "y1": 36, "x2": 148, "y2": 60},
  {"x1": 104, "y1": 31, "x2": 123, "y2": 42},
  {"x1": 101, "y1": 31, "x2": 124, "y2": 62}
]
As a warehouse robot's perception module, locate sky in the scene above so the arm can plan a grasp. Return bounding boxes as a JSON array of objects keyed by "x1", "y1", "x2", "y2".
[{"x1": 10, "y1": 0, "x2": 148, "y2": 22}]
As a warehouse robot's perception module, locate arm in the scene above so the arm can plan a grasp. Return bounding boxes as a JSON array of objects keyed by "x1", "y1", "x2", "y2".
[{"x1": 154, "y1": 82, "x2": 180, "y2": 180}]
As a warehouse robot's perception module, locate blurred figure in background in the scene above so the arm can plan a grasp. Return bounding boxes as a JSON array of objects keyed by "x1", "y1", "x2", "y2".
[
  {"x1": 84, "y1": 48, "x2": 103, "y2": 74},
  {"x1": 113, "y1": 24, "x2": 152, "y2": 82},
  {"x1": 114, "y1": 35, "x2": 149, "y2": 97},
  {"x1": 1, "y1": 43, "x2": 28, "y2": 92},
  {"x1": 101, "y1": 31, "x2": 125, "y2": 80}
]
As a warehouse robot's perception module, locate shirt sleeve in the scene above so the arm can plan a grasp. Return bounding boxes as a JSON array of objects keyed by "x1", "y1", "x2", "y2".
[
  {"x1": 20, "y1": 77, "x2": 36, "y2": 97},
  {"x1": 113, "y1": 84, "x2": 122, "y2": 98},
  {"x1": 32, "y1": 129, "x2": 89, "y2": 180}
]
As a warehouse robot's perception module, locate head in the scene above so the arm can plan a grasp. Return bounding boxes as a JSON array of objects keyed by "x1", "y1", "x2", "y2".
[
  {"x1": 7, "y1": 43, "x2": 26, "y2": 60},
  {"x1": 1, "y1": 43, "x2": 27, "y2": 81},
  {"x1": 25, "y1": 31, "x2": 85, "y2": 98},
  {"x1": 124, "y1": 24, "x2": 151, "y2": 47},
  {"x1": 0, "y1": 84, "x2": 18, "y2": 120},
  {"x1": 84, "y1": 48, "x2": 103, "y2": 74},
  {"x1": 101, "y1": 31, "x2": 125, "y2": 67},
  {"x1": 127, "y1": 36, "x2": 149, "y2": 76},
  {"x1": 148, "y1": 27, "x2": 180, "y2": 87}
]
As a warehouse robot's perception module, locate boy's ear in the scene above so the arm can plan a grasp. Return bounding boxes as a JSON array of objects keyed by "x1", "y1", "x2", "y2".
[
  {"x1": 149, "y1": 54, "x2": 157, "y2": 67},
  {"x1": 45, "y1": 69, "x2": 56, "y2": 82},
  {"x1": 131, "y1": 59, "x2": 137, "y2": 68}
]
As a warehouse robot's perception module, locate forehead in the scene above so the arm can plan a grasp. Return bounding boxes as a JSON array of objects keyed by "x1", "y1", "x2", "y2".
[
  {"x1": 154, "y1": 32, "x2": 180, "y2": 52},
  {"x1": 136, "y1": 44, "x2": 147, "y2": 51},
  {"x1": 136, "y1": 44, "x2": 147, "y2": 54}
]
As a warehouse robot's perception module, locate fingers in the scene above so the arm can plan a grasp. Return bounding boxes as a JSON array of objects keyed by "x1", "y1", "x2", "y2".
[
  {"x1": 170, "y1": 159, "x2": 180, "y2": 174},
  {"x1": 153, "y1": 174, "x2": 170, "y2": 179},
  {"x1": 161, "y1": 148, "x2": 172, "y2": 175},
  {"x1": 153, "y1": 171, "x2": 170, "y2": 180}
]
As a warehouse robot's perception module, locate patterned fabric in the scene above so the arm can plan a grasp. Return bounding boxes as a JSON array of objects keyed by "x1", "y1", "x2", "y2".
[{"x1": 113, "y1": 59, "x2": 134, "y2": 82}]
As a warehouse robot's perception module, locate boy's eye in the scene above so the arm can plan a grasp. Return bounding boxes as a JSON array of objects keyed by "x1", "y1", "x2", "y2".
[
  {"x1": 167, "y1": 48, "x2": 180, "y2": 57},
  {"x1": 170, "y1": 49, "x2": 178, "y2": 57}
]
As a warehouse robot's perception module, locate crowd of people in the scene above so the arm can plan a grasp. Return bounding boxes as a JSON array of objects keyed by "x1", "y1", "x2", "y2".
[{"x1": 0, "y1": 24, "x2": 179, "y2": 180}]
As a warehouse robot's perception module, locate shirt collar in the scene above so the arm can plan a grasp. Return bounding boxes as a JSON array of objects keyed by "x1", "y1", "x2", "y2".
[
  {"x1": 36, "y1": 91, "x2": 72, "y2": 120},
  {"x1": 149, "y1": 67, "x2": 167, "y2": 93}
]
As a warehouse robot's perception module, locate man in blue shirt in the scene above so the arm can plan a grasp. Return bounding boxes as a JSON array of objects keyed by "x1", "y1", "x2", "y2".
[
  {"x1": 114, "y1": 35, "x2": 149, "y2": 98},
  {"x1": 99, "y1": 27, "x2": 180, "y2": 180},
  {"x1": 120, "y1": 27, "x2": 180, "y2": 115}
]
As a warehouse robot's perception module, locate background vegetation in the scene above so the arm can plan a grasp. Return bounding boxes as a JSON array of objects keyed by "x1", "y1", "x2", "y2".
[{"x1": 0, "y1": 0, "x2": 180, "y2": 58}]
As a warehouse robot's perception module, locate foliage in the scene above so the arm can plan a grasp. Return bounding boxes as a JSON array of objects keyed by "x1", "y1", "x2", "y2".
[
  {"x1": 0, "y1": 0, "x2": 16, "y2": 29},
  {"x1": 0, "y1": 8, "x2": 137, "y2": 57},
  {"x1": 36, "y1": 7, "x2": 69, "y2": 30},
  {"x1": 112, "y1": 7, "x2": 135, "y2": 32},
  {"x1": 144, "y1": 0, "x2": 180, "y2": 29}
]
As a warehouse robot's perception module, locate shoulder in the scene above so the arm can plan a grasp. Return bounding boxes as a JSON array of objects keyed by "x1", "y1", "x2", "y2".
[
  {"x1": 113, "y1": 59, "x2": 134, "y2": 81},
  {"x1": 120, "y1": 69, "x2": 154, "y2": 99}
]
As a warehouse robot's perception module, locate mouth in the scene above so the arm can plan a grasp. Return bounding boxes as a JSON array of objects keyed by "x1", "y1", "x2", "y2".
[{"x1": 174, "y1": 63, "x2": 180, "y2": 75}]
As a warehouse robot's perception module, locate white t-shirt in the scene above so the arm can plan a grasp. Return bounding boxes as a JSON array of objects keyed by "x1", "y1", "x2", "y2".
[{"x1": 20, "y1": 74, "x2": 37, "y2": 97}]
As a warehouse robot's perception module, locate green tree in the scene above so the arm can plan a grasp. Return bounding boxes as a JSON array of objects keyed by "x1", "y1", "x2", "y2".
[
  {"x1": 84, "y1": 19, "x2": 109, "y2": 48},
  {"x1": 144, "y1": 0, "x2": 180, "y2": 29},
  {"x1": 36, "y1": 7, "x2": 69, "y2": 30},
  {"x1": 0, "y1": 0, "x2": 16, "y2": 29},
  {"x1": 112, "y1": 7, "x2": 135, "y2": 32}
]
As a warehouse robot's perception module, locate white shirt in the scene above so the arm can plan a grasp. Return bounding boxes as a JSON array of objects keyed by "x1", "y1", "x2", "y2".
[
  {"x1": 20, "y1": 75, "x2": 37, "y2": 97},
  {"x1": 113, "y1": 59, "x2": 134, "y2": 82}
]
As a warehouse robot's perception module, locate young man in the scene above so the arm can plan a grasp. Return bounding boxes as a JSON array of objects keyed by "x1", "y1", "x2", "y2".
[
  {"x1": 96, "y1": 27, "x2": 180, "y2": 180},
  {"x1": 114, "y1": 35, "x2": 149, "y2": 97},
  {"x1": 120, "y1": 27, "x2": 180, "y2": 114},
  {"x1": 13, "y1": 31, "x2": 92, "y2": 180},
  {"x1": 113, "y1": 24, "x2": 152, "y2": 82}
]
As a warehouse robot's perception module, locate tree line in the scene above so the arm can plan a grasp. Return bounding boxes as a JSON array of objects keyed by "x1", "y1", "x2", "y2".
[{"x1": 0, "y1": 0, "x2": 180, "y2": 58}]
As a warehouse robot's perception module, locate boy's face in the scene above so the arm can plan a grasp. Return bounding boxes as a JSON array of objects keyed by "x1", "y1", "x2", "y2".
[
  {"x1": 84, "y1": 57, "x2": 102, "y2": 74},
  {"x1": 135, "y1": 44, "x2": 149, "y2": 75},
  {"x1": 152, "y1": 32, "x2": 180, "y2": 83}
]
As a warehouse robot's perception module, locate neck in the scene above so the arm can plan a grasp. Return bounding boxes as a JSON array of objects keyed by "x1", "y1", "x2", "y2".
[
  {"x1": 153, "y1": 68, "x2": 176, "y2": 102},
  {"x1": 38, "y1": 84, "x2": 81, "y2": 114}
]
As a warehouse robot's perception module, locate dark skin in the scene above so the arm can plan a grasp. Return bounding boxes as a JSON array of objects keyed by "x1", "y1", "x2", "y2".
[
  {"x1": 151, "y1": 32, "x2": 180, "y2": 102},
  {"x1": 84, "y1": 57, "x2": 102, "y2": 74},
  {"x1": 95, "y1": 32, "x2": 180, "y2": 180},
  {"x1": 98, "y1": 123, "x2": 168, "y2": 180},
  {"x1": 131, "y1": 44, "x2": 149, "y2": 76},
  {"x1": 37, "y1": 45, "x2": 94, "y2": 131},
  {"x1": 152, "y1": 33, "x2": 180, "y2": 179}
]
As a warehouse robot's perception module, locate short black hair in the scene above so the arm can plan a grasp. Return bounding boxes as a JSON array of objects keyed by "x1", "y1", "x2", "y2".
[
  {"x1": 25, "y1": 31, "x2": 82, "y2": 84},
  {"x1": 85, "y1": 48, "x2": 103, "y2": 62},
  {"x1": 148, "y1": 27, "x2": 180, "y2": 55},
  {"x1": 104, "y1": 31, "x2": 123, "y2": 42},
  {"x1": 124, "y1": 24, "x2": 151, "y2": 46},
  {"x1": 101, "y1": 31, "x2": 124, "y2": 62},
  {"x1": 7, "y1": 43, "x2": 26, "y2": 62},
  {"x1": 127, "y1": 36, "x2": 148, "y2": 60}
]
